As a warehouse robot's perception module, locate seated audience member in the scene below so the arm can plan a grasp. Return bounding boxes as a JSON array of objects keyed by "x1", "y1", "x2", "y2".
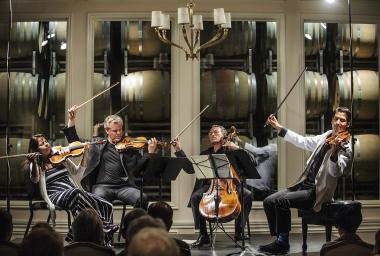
[
  {"x1": 320, "y1": 204, "x2": 373, "y2": 256},
  {"x1": 372, "y1": 230, "x2": 380, "y2": 256},
  {"x1": 118, "y1": 208, "x2": 147, "y2": 256},
  {"x1": 19, "y1": 225, "x2": 63, "y2": 256},
  {"x1": 148, "y1": 201, "x2": 191, "y2": 256},
  {"x1": 0, "y1": 208, "x2": 13, "y2": 242},
  {"x1": 128, "y1": 227, "x2": 180, "y2": 256},
  {"x1": 72, "y1": 208, "x2": 105, "y2": 245},
  {"x1": 0, "y1": 209, "x2": 19, "y2": 256},
  {"x1": 30, "y1": 222, "x2": 55, "y2": 232},
  {"x1": 126, "y1": 215, "x2": 166, "y2": 246}
]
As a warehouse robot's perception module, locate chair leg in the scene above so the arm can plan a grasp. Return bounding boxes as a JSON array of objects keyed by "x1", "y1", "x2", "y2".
[
  {"x1": 302, "y1": 218, "x2": 308, "y2": 252},
  {"x1": 246, "y1": 217, "x2": 251, "y2": 238},
  {"x1": 325, "y1": 224, "x2": 332, "y2": 242},
  {"x1": 118, "y1": 205, "x2": 127, "y2": 242},
  {"x1": 66, "y1": 210, "x2": 71, "y2": 229},
  {"x1": 47, "y1": 212, "x2": 51, "y2": 224},
  {"x1": 208, "y1": 221, "x2": 213, "y2": 237},
  {"x1": 24, "y1": 207, "x2": 34, "y2": 237}
]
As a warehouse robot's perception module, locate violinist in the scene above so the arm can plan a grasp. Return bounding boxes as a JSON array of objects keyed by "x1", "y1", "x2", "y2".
[
  {"x1": 172, "y1": 125, "x2": 256, "y2": 247},
  {"x1": 63, "y1": 106, "x2": 158, "y2": 210},
  {"x1": 258, "y1": 107, "x2": 353, "y2": 255},
  {"x1": 22, "y1": 134, "x2": 117, "y2": 244}
]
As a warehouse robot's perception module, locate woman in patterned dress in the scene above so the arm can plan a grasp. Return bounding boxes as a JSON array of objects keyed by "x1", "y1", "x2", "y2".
[{"x1": 24, "y1": 134, "x2": 116, "y2": 244}]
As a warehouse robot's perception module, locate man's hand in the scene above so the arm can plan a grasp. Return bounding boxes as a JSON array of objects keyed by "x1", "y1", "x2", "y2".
[
  {"x1": 170, "y1": 137, "x2": 182, "y2": 152},
  {"x1": 266, "y1": 114, "x2": 283, "y2": 132},
  {"x1": 67, "y1": 105, "x2": 78, "y2": 127},
  {"x1": 148, "y1": 137, "x2": 158, "y2": 154}
]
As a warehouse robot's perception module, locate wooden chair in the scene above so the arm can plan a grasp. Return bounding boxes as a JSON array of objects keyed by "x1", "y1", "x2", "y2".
[
  {"x1": 298, "y1": 200, "x2": 362, "y2": 252},
  {"x1": 112, "y1": 200, "x2": 127, "y2": 242}
]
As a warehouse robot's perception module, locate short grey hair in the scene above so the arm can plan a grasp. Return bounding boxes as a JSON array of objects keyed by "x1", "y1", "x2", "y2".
[{"x1": 104, "y1": 115, "x2": 123, "y2": 129}]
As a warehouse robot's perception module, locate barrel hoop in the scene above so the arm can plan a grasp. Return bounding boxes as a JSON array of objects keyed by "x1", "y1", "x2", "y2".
[
  {"x1": 234, "y1": 71, "x2": 240, "y2": 119},
  {"x1": 306, "y1": 72, "x2": 311, "y2": 113},
  {"x1": 138, "y1": 72, "x2": 144, "y2": 120},
  {"x1": 355, "y1": 71, "x2": 362, "y2": 118},
  {"x1": 211, "y1": 71, "x2": 217, "y2": 114},
  {"x1": 138, "y1": 20, "x2": 143, "y2": 56}
]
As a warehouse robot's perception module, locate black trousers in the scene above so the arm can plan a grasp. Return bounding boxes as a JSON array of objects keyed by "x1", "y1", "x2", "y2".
[
  {"x1": 191, "y1": 182, "x2": 253, "y2": 236},
  {"x1": 263, "y1": 186, "x2": 316, "y2": 236},
  {"x1": 93, "y1": 184, "x2": 149, "y2": 210}
]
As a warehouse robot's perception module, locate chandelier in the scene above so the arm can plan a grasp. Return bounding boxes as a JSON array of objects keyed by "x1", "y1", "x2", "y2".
[{"x1": 151, "y1": 0, "x2": 231, "y2": 60}]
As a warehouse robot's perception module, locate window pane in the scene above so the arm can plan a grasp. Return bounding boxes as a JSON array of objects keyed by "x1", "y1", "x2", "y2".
[
  {"x1": 200, "y1": 21, "x2": 278, "y2": 200},
  {"x1": 0, "y1": 21, "x2": 67, "y2": 199},
  {"x1": 304, "y1": 22, "x2": 379, "y2": 200},
  {"x1": 93, "y1": 20, "x2": 171, "y2": 201}
]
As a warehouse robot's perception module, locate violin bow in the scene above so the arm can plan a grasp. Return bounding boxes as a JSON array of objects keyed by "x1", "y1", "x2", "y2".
[
  {"x1": 95, "y1": 104, "x2": 129, "y2": 127},
  {"x1": 76, "y1": 81, "x2": 120, "y2": 110},
  {"x1": 264, "y1": 67, "x2": 308, "y2": 127},
  {"x1": 172, "y1": 105, "x2": 210, "y2": 140}
]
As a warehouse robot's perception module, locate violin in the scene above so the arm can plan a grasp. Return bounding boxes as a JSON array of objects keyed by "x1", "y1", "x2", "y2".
[
  {"x1": 114, "y1": 136, "x2": 168, "y2": 152},
  {"x1": 49, "y1": 140, "x2": 106, "y2": 164},
  {"x1": 325, "y1": 130, "x2": 351, "y2": 148}
]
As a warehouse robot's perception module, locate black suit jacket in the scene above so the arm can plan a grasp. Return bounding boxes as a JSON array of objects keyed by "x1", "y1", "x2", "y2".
[
  {"x1": 175, "y1": 146, "x2": 257, "y2": 207},
  {"x1": 62, "y1": 126, "x2": 151, "y2": 192}
]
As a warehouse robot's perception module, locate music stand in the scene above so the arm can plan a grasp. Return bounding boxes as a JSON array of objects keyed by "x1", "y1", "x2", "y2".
[
  {"x1": 188, "y1": 154, "x2": 240, "y2": 249},
  {"x1": 134, "y1": 156, "x2": 187, "y2": 203}
]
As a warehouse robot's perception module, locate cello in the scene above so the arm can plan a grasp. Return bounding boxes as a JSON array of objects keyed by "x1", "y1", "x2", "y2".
[{"x1": 199, "y1": 126, "x2": 242, "y2": 223}]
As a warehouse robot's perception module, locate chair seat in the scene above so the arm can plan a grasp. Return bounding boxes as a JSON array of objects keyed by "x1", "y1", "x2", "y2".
[{"x1": 298, "y1": 200, "x2": 362, "y2": 252}]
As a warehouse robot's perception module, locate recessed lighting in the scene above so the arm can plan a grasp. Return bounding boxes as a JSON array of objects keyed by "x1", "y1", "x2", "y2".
[
  {"x1": 326, "y1": 0, "x2": 335, "y2": 3},
  {"x1": 60, "y1": 42, "x2": 67, "y2": 50},
  {"x1": 305, "y1": 33, "x2": 312, "y2": 40},
  {"x1": 320, "y1": 23, "x2": 327, "y2": 29}
]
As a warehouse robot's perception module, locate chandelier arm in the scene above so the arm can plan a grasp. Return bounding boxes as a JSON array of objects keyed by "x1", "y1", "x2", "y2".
[
  {"x1": 156, "y1": 29, "x2": 189, "y2": 56},
  {"x1": 193, "y1": 30, "x2": 200, "y2": 50},
  {"x1": 181, "y1": 25, "x2": 193, "y2": 54},
  {"x1": 195, "y1": 28, "x2": 228, "y2": 54}
]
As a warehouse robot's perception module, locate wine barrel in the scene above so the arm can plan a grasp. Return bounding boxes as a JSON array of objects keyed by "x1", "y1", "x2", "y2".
[
  {"x1": 304, "y1": 23, "x2": 326, "y2": 56},
  {"x1": 333, "y1": 70, "x2": 379, "y2": 120},
  {"x1": 336, "y1": 24, "x2": 377, "y2": 58},
  {"x1": 200, "y1": 69, "x2": 257, "y2": 120},
  {"x1": 121, "y1": 71, "x2": 170, "y2": 122},
  {"x1": 262, "y1": 72, "x2": 277, "y2": 117},
  {"x1": 354, "y1": 134, "x2": 379, "y2": 183},
  {"x1": 45, "y1": 73, "x2": 66, "y2": 123},
  {"x1": 266, "y1": 21, "x2": 277, "y2": 56},
  {"x1": 121, "y1": 20, "x2": 163, "y2": 57},
  {"x1": 48, "y1": 21, "x2": 67, "y2": 57},
  {"x1": 0, "y1": 138, "x2": 30, "y2": 189},
  {"x1": 305, "y1": 71, "x2": 329, "y2": 119},
  {"x1": 0, "y1": 72, "x2": 39, "y2": 123},
  {"x1": 94, "y1": 21, "x2": 111, "y2": 57},
  {"x1": 93, "y1": 73, "x2": 111, "y2": 123},
  {"x1": 0, "y1": 21, "x2": 39, "y2": 59},
  {"x1": 201, "y1": 21, "x2": 256, "y2": 57}
]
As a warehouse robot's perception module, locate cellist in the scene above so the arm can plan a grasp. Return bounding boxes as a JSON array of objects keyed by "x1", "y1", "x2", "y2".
[{"x1": 172, "y1": 125, "x2": 257, "y2": 247}]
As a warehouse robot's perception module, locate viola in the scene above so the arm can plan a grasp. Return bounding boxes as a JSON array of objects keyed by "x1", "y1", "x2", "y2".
[
  {"x1": 49, "y1": 140, "x2": 106, "y2": 164},
  {"x1": 114, "y1": 136, "x2": 168, "y2": 152},
  {"x1": 198, "y1": 126, "x2": 242, "y2": 223}
]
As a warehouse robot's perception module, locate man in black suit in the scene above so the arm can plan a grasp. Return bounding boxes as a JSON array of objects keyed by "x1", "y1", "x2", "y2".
[
  {"x1": 172, "y1": 125, "x2": 257, "y2": 247},
  {"x1": 63, "y1": 106, "x2": 158, "y2": 209}
]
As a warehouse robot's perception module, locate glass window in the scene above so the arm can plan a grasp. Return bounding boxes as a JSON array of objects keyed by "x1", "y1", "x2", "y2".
[
  {"x1": 93, "y1": 20, "x2": 172, "y2": 201},
  {"x1": 0, "y1": 21, "x2": 68, "y2": 199},
  {"x1": 304, "y1": 22, "x2": 379, "y2": 200},
  {"x1": 200, "y1": 21, "x2": 278, "y2": 200}
]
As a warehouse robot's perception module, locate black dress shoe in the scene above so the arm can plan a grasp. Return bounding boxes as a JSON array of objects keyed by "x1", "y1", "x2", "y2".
[
  {"x1": 191, "y1": 234, "x2": 210, "y2": 248},
  {"x1": 258, "y1": 239, "x2": 289, "y2": 255},
  {"x1": 234, "y1": 233, "x2": 250, "y2": 241}
]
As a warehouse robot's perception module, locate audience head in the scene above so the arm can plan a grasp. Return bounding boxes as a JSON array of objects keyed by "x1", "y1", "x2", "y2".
[
  {"x1": 335, "y1": 204, "x2": 362, "y2": 234},
  {"x1": 31, "y1": 222, "x2": 54, "y2": 232},
  {"x1": 128, "y1": 227, "x2": 180, "y2": 256},
  {"x1": 72, "y1": 208, "x2": 104, "y2": 245},
  {"x1": 0, "y1": 208, "x2": 13, "y2": 241},
  {"x1": 121, "y1": 208, "x2": 147, "y2": 240},
  {"x1": 19, "y1": 227, "x2": 63, "y2": 256},
  {"x1": 148, "y1": 201, "x2": 173, "y2": 231},
  {"x1": 373, "y1": 230, "x2": 380, "y2": 256},
  {"x1": 126, "y1": 215, "x2": 165, "y2": 246}
]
